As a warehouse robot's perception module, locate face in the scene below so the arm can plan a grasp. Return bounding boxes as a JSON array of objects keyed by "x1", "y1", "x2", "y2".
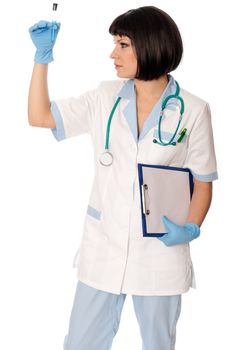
[{"x1": 109, "y1": 35, "x2": 138, "y2": 79}]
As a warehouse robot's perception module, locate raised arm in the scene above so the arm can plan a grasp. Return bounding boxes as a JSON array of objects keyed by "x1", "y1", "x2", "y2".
[
  {"x1": 28, "y1": 63, "x2": 55, "y2": 128},
  {"x1": 27, "y1": 20, "x2": 61, "y2": 128}
]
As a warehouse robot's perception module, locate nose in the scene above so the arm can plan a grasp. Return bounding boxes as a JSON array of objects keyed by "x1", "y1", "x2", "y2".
[{"x1": 109, "y1": 46, "x2": 118, "y2": 59}]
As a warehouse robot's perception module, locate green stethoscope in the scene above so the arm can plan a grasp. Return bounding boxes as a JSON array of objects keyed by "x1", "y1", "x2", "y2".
[{"x1": 99, "y1": 80, "x2": 186, "y2": 167}]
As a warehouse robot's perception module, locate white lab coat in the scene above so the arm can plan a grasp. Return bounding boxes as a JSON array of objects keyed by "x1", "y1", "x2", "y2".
[{"x1": 50, "y1": 74, "x2": 218, "y2": 296}]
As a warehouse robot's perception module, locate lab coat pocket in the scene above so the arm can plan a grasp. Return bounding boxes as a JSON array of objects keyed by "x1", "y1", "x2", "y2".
[
  {"x1": 153, "y1": 128, "x2": 188, "y2": 165},
  {"x1": 83, "y1": 165, "x2": 113, "y2": 243},
  {"x1": 83, "y1": 204, "x2": 102, "y2": 242},
  {"x1": 87, "y1": 205, "x2": 102, "y2": 220}
]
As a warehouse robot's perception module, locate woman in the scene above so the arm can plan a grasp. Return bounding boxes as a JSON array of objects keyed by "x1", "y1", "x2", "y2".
[{"x1": 28, "y1": 6, "x2": 218, "y2": 350}]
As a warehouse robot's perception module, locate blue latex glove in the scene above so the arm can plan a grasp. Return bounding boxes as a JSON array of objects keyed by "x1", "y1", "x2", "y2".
[
  {"x1": 157, "y1": 216, "x2": 200, "y2": 247},
  {"x1": 28, "y1": 20, "x2": 61, "y2": 64}
]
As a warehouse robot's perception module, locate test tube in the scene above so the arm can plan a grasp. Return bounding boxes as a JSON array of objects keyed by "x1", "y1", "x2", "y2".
[{"x1": 51, "y1": 3, "x2": 58, "y2": 42}]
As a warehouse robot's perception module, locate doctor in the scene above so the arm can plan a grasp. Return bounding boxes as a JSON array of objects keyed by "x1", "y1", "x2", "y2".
[{"x1": 28, "y1": 5, "x2": 218, "y2": 350}]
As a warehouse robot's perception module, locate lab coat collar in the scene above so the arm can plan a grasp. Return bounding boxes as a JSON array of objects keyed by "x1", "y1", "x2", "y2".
[{"x1": 117, "y1": 74, "x2": 178, "y2": 143}]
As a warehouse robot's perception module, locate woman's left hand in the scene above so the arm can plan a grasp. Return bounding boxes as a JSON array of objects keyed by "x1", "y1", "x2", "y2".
[{"x1": 157, "y1": 216, "x2": 200, "y2": 246}]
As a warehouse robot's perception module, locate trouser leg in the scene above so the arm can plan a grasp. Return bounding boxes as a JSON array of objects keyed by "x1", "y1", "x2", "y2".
[
  {"x1": 63, "y1": 280, "x2": 126, "y2": 350},
  {"x1": 132, "y1": 294, "x2": 182, "y2": 350}
]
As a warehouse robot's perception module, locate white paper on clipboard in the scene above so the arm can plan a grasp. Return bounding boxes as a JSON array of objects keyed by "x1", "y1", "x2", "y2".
[{"x1": 138, "y1": 164, "x2": 194, "y2": 236}]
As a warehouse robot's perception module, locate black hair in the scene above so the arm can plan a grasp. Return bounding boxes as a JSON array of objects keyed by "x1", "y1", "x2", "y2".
[{"x1": 109, "y1": 6, "x2": 183, "y2": 80}]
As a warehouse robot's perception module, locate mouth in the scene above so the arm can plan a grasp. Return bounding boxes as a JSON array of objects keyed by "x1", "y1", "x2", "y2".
[{"x1": 114, "y1": 64, "x2": 123, "y2": 69}]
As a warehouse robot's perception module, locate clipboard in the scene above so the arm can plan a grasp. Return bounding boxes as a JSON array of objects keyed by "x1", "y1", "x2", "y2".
[{"x1": 138, "y1": 164, "x2": 194, "y2": 237}]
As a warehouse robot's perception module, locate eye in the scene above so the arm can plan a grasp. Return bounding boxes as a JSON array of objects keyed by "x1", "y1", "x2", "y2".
[{"x1": 120, "y1": 43, "x2": 129, "y2": 48}]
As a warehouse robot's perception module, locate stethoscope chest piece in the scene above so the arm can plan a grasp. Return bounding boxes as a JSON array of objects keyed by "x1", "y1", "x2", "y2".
[{"x1": 99, "y1": 151, "x2": 113, "y2": 166}]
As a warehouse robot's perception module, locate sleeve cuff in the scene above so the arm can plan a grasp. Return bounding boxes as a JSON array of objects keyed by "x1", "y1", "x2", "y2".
[
  {"x1": 50, "y1": 101, "x2": 66, "y2": 141},
  {"x1": 191, "y1": 170, "x2": 218, "y2": 182}
]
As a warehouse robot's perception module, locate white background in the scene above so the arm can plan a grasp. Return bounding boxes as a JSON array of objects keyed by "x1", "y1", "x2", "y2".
[{"x1": 0, "y1": 0, "x2": 232, "y2": 349}]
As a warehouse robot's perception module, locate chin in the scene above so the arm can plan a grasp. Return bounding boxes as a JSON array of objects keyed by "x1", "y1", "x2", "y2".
[{"x1": 117, "y1": 72, "x2": 135, "y2": 79}]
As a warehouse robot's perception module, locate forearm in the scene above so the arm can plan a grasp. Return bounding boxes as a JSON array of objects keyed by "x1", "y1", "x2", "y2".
[
  {"x1": 186, "y1": 179, "x2": 212, "y2": 227},
  {"x1": 28, "y1": 63, "x2": 51, "y2": 126}
]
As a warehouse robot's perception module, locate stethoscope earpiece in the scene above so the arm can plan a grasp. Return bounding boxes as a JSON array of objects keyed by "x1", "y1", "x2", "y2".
[{"x1": 153, "y1": 139, "x2": 176, "y2": 146}]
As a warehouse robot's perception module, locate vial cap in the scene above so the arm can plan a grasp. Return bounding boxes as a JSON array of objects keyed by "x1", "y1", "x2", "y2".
[{"x1": 53, "y1": 3, "x2": 58, "y2": 11}]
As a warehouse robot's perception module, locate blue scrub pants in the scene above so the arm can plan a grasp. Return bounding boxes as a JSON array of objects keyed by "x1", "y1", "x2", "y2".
[{"x1": 63, "y1": 280, "x2": 181, "y2": 350}]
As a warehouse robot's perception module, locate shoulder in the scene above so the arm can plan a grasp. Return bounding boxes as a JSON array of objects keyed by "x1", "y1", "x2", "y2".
[
  {"x1": 180, "y1": 87, "x2": 208, "y2": 107},
  {"x1": 179, "y1": 87, "x2": 213, "y2": 134},
  {"x1": 180, "y1": 87, "x2": 209, "y2": 116}
]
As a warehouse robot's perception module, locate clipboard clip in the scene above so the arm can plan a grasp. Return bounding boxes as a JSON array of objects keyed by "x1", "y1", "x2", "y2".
[{"x1": 142, "y1": 184, "x2": 150, "y2": 215}]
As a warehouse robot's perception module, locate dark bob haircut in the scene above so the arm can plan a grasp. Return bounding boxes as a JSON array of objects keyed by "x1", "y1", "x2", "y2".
[{"x1": 109, "y1": 6, "x2": 183, "y2": 81}]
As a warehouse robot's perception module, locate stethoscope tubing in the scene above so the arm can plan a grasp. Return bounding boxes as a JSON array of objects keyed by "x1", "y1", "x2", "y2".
[
  {"x1": 105, "y1": 96, "x2": 121, "y2": 150},
  {"x1": 100, "y1": 80, "x2": 185, "y2": 165}
]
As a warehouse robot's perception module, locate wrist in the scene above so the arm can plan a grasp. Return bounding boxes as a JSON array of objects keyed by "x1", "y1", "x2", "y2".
[
  {"x1": 35, "y1": 48, "x2": 53, "y2": 64},
  {"x1": 184, "y1": 222, "x2": 200, "y2": 239}
]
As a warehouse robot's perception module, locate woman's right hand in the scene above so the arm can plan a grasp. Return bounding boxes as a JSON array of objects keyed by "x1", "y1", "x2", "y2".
[{"x1": 28, "y1": 20, "x2": 61, "y2": 64}]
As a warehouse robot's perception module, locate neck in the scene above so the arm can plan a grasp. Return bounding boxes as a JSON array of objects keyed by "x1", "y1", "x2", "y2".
[{"x1": 134, "y1": 74, "x2": 169, "y2": 98}]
